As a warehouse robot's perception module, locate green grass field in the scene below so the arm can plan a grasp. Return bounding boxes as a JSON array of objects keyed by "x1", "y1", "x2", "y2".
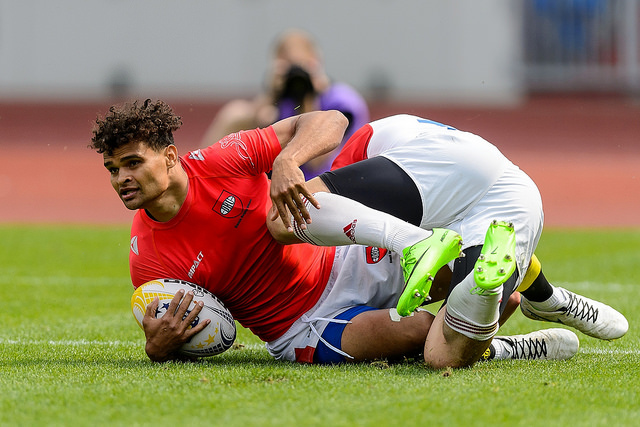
[{"x1": 1, "y1": 225, "x2": 638, "y2": 426}]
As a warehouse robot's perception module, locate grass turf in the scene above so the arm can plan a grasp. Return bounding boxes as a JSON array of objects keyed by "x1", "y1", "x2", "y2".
[{"x1": 0, "y1": 225, "x2": 638, "y2": 426}]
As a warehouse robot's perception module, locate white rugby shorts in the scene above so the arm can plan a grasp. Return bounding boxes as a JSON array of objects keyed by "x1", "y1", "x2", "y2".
[
  {"x1": 387, "y1": 147, "x2": 544, "y2": 285},
  {"x1": 447, "y1": 164, "x2": 544, "y2": 281},
  {"x1": 266, "y1": 244, "x2": 405, "y2": 362}
]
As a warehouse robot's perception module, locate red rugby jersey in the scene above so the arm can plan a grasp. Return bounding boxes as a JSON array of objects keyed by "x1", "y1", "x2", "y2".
[
  {"x1": 129, "y1": 126, "x2": 335, "y2": 342},
  {"x1": 330, "y1": 123, "x2": 374, "y2": 169}
]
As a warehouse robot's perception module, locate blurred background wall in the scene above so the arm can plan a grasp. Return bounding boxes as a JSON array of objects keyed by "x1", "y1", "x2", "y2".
[
  {"x1": 0, "y1": 0, "x2": 525, "y2": 104},
  {"x1": 1, "y1": 0, "x2": 638, "y2": 103}
]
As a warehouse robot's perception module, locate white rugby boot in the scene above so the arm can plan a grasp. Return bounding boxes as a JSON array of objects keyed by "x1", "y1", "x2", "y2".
[
  {"x1": 520, "y1": 287, "x2": 628, "y2": 340},
  {"x1": 482, "y1": 328, "x2": 579, "y2": 361}
]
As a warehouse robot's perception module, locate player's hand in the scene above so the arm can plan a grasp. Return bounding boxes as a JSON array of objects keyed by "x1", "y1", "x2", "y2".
[
  {"x1": 142, "y1": 289, "x2": 210, "y2": 362},
  {"x1": 269, "y1": 156, "x2": 320, "y2": 232}
]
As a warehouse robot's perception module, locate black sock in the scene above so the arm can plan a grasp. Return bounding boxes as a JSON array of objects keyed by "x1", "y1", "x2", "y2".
[
  {"x1": 521, "y1": 270, "x2": 554, "y2": 302},
  {"x1": 319, "y1": 156, "x2": 423, "y2": 226}
]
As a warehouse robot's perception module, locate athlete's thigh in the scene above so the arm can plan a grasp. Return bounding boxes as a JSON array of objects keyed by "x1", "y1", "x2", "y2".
[
  {"x1": 319, "y1": 156, "x2": 423, "y2": 226},
  {"x1": 341, "y1": 308, "x2": 435, "y2": 361}
]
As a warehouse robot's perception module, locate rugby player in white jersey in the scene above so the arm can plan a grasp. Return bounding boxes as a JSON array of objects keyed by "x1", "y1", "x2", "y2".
[{"x1": 268, "y1": 114, "x2": 628, "y2": 368}]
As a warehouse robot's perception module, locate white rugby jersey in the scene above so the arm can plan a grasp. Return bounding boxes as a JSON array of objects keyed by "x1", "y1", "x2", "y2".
[{"x1": 334, "y1": 114, "x2": 514, "y2": 228}]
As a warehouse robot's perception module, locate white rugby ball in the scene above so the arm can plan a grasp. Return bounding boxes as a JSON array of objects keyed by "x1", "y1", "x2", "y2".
[{"x1": 131, "y1": 278, "x2": 236, "y2": 357}]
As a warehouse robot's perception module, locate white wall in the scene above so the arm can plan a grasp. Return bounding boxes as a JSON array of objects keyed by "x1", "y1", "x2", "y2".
[{"x1": 0, "y1": 0, "x2": 524, "y2": 105}]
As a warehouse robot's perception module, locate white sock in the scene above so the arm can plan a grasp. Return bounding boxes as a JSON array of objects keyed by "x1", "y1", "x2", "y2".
[
  {"x1": 444, "y1": 273, "x2": 501, "y2": 341},
  {"x1": 294, "y1": 192, "x2": 431, "y2": 253},
  {"x1": 525, "y1": 286, "x2": 567, "y2": 311}
]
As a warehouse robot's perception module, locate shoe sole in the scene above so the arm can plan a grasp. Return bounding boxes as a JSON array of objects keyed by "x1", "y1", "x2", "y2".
[{"x1": 474, "y1": 220, "x2": 517, "y2": 290}]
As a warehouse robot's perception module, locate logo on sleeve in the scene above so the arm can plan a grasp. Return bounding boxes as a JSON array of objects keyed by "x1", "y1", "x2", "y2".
[
  {"x1": 130, "y1": 236, "x2": 139, "y2": 255},
  {"x1": 188, "y1": 149, "x2": 205, "y2": 161},
  {"x1": 219, "y1": 133, "x2": 255, "y2": 168}
]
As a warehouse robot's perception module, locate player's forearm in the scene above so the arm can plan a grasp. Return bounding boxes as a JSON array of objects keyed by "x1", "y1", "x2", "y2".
[{"x1": 276, "y1": 110, "x2": 348, "y2": 167}]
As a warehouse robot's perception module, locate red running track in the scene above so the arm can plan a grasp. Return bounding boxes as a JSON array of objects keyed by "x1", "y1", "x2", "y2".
[{"x1": 1, "y1": 95, "x2": 639, "y2": 227}]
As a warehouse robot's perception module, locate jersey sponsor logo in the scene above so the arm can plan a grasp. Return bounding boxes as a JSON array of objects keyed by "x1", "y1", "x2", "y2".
[
  {"x1": 366, "y1": 247, "x2": 388, "y2": 264},
  {"x1": 342, "y1": 219, "x2": 357, "y2": 244},
  {"x1": 213, "y1": 190, "x2": 244, "y2": 218},
  {"x1": 218, "y1": 132, "x2": 255, "y2": 168},
  {"x1": 130, "y1": 236, "x2": 139, "y2": 255},
  {"x1": 188, "y1": 149, "x2": 205, "y2": 161},
  {"x1": 220, "y1": 195, "x2": 235, "y2": 215},
  {"x1": 188, "y1": 251, "x2": 204, "y2": 279}
]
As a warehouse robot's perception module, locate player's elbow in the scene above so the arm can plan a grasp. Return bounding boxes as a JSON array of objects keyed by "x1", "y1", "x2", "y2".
[
  {"x1": 313, "y1": 110, "x2": 349, "y2": 148},
  {"x1": 330, "y1": 110, "x2": 349, "y2": 140}
]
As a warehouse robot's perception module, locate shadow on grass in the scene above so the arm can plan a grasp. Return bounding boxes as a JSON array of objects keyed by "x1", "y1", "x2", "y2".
[{"x1": 0, "y1": 339, "x2": 446, "y2": 377}]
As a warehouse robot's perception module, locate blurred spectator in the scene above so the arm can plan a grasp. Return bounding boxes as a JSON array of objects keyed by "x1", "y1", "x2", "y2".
[{"x1": 202, "y1": 29, "x2": 369, "y2": 178}]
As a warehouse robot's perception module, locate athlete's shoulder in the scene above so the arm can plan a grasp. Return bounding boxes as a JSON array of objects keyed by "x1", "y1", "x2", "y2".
[
  {"x1": 330, "y1": 122, "x2": 374, "y2": 169},
  {"x1": 182, "y1": 127, "x2": 279, "y2": 176},
  {"x1": 130, "y1": 210, "x2": 147, "y2": 232}
]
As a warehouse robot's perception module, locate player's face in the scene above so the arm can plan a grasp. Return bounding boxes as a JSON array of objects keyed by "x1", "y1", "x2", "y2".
[{"x1": 103, "y1": 141, "x2": 173, "y2": 211}]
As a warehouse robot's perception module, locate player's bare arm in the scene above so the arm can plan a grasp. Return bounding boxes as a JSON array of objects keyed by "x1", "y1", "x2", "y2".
[
  {"x1": 267, "y1": 176, "x2": 330, "y2": 244},
  {"x1": 269, "y1": 110, "x2": 348, "y2": 231},
  {"x1": 142, "y1": 289, "x2": 210, "y2": 362}
]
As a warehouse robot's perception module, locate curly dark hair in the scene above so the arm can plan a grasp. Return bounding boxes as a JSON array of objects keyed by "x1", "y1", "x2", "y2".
[{"x1": 90, "y1": 99, "x2": 183, "y2": 155}]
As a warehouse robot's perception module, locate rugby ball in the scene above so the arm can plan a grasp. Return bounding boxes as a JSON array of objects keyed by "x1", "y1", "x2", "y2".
[{"x1": 131, "y1": 278, "x2": 236, "y2": 357}]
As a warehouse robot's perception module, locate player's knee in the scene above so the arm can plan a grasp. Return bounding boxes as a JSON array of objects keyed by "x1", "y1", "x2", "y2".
[
  {"x1": 423, "y1": 351, "x2": 477, "y2": 370},
  {"x1": 267, "y1": 217, "x2": 288, "y2": 243},
  {"x1": 383, "y1": 309, "x2": 432, "y2": 350},
  {"x1": 402, "y1": 311, "x2": 432, "y2": 344},
  {"x1": 422, "y1": 324, "x2": 484, "y2": 369},
  {"x1": 266, "y1": 211, "x2": 298, "y2": 244},
  {"x1": 384, "y1": 311, "x2": 433, "y2": 359}
]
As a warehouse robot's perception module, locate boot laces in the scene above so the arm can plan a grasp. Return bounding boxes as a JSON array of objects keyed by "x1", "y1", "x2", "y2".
[
  {"x1": 563, "y1": 290, "x2": 599, "y2": 323},
  {"x1": 502, "y1": 336, "x2": 548, "y2": 359}
]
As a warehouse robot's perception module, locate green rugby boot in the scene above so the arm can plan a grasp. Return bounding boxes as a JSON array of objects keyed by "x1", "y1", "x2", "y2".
[
  {"x1": 473, "y1": 220, "x2": 517, "y2": 291},
  {"x1": 397, "y1": 228, "x2": 463, "y2": 316}
]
